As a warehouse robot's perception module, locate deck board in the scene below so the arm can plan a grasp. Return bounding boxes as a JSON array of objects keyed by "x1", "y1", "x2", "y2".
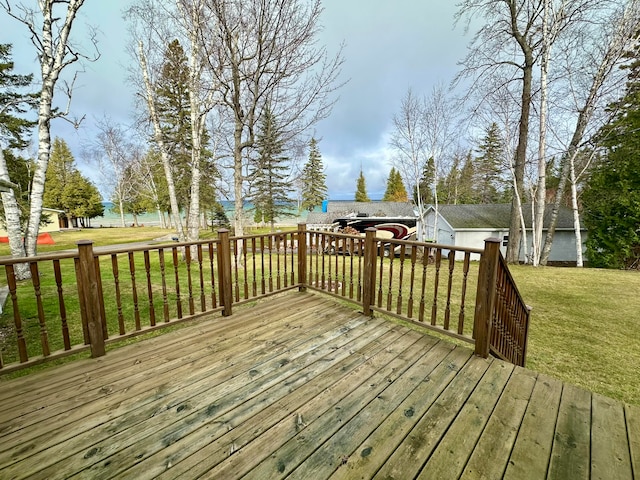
[{"x1": 0, "y1": 291, "x2": 637, "y2": 480}]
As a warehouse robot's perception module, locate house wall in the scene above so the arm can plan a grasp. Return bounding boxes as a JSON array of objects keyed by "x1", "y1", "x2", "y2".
[{"x1": 424, "y1": 210, "x2": 586, "y2": 262}]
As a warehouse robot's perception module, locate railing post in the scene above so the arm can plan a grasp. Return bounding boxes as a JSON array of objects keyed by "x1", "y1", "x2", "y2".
[
  {"x1": 76, "y1": 240, "x2": 105, "y2": 358},
  {"x1": 297, "y1": 223, "x2": 307, "y2": 292},
  {"x1": 474, "y1": 237, "x2": 501, "y2": 359},
  {"x1": 362, "y1": 228, "x2": 377, "y2": 317},
  {"x1": 217, "y1": 229, "x2": 233, "y2": 317}
]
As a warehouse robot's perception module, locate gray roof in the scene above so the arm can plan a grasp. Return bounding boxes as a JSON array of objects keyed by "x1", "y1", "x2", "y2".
[
  {"x1": 436, "y1": 204, "x2": 582, "y2": 230},
  {"x1": 326, "y1": 201, "x2": 415, "y2": 217},
  {"x1": 306, "y1": 201, "x2": 416, "y2": 225}
]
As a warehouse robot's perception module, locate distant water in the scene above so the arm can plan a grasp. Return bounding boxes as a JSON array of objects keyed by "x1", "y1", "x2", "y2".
[{"x1": 96, "y1": 201, "x2": 314, "y2": 228}]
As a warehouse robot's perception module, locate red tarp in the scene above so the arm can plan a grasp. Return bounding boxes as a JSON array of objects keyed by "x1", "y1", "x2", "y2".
[{"x1": 0, "y1": 233, "x2": 55, "y2": 245}]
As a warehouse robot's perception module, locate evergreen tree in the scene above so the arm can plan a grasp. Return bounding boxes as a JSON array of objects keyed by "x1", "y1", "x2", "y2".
[
  {"x1": 355, "y1": 169, "x2": 370, "y2": 202},
  {"x1": 249, "y1": 105, "x2": 292, "y2": 230},
  {"x1": 414, "y1": 157, "x2": 435, "y2": 205},
  {"x1": 382, "y1": 167, "x2": 408, "y2": 202},
  {"x1": 300, "y1": 137, "x2": 327, "y2": 211},
  {"x1": 583, "y1": 38, "x2": 640, "y2": 268},
  {"x1": 473, "y1": 122, "x2": 504, "y2": 203},
  {"x1": 458, "y1": 153, "x2": 477, "y2": 204},
  {"x1": 44, "y1": 138, "x2": 103, "y2": 227},
  {"x1": 0, "y1": 44, "x2": 36, "y2": 150},
  {"x1": 0, "y1": 43, "x2": 37, "y2": 230}
]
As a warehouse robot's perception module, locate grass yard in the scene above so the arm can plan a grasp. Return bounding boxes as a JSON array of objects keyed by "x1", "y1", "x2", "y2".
[{"x1": 508, "y1": 265, "x2": 640, "y2": 405}]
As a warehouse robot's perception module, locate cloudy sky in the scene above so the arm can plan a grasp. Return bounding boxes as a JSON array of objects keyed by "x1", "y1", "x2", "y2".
[{"x1": 3, "y1": 1, "x2": 469, "y2": 201}]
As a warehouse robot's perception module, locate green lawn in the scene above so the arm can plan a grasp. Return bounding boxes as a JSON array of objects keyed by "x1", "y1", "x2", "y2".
[
  {"x1": 508, "y1": 265, "x2": 640, "y2": 405},
  {"x1": 0, "y1": 227, "x2": 638, "y2": 406}
]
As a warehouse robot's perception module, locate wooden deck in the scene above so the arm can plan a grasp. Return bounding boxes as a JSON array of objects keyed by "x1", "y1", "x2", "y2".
[{"x1": 0, "y1": 292, "x2": 638, "y2": 480}]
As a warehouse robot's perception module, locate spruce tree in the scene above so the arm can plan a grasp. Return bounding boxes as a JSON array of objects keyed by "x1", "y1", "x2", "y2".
[
  {"x1": 355, "y1": 170, "x2": 370, "y2": 202},
  {"x1": 249, "y1": 105, "x2": 292, "y2": 231},
  {"x1": 301, "y1": 137, "x2": 328, "y2": 211},
  {"x1": 414, "y1": 157, "x2": 436, "y2": 205},
  {"x1": 44, "y1": 138, "x2": 104, "y2": 227},
  {"x1": 383, "y1": 167, "x2": 408, "y2": 202},
  {"x1": 473, "y1": 122, "x2": 504, "y2": 203},
  {"x1": 582, "y1": 38, "x2": 640, "y2": 268}
]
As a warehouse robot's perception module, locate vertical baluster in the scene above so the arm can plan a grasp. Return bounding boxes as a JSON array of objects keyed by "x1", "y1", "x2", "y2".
[
  {"x1": 313, "y1": 232, "x2": 319, "y2": 287},
  {"x1": 129, "y1": 252, "x2": 141, "y2": 330},
  {"x1": 326, "y1": 234, "x2": 333, "y2": 291},
  {"x1": 259, "y1": 236, "x2": 265, "y2": 294},
  {"x1": 341, "y1": 240, "x2": 346, "y2": 296},
  {"x1": 348, "y1": 238, "x2": 354, "y2": 298},
  {"x1": 318, "y1": 235, "x2": 324, "y2": 289},
  {"x1": 94, "y1": 256, "x2": 108, "y2": 340},
  {"x1": 418, "y1": 249, "x2": 429, "y2": 323},
  {"x1": 185, "y1": 247, "x2": 195, "y2": 315},
  {"x1": 275, "y1": 234, "x2": 281, "y2": 290},
  {"x1": 251, "y1": 237, "x2": 257, "y2": 297},
  {"x1": 377, "y1": 245, "x2": 384, "y2": 307},
  {"x1": 431, "y1": 249, "x2": 442, "y2": 326},
  {"x1": 458, "y1": 251, "x2": 471, "y2": 334},
  {"x1": 231, "y1": 238, "x2": 239, "y2": 301},
  {"x1": 172, "y1": 247, "x2": 183, "y2": 319},
  {"x1": 290, "y1": 232, "x2": 296, "y2": 285},
  {"x1": 268, "y1": 235, "x2": 274, "y2": 292},
  {"x1": 28, "y1": 262, "x2": 50, "y2": 357},
  {"x1": 242, "y1": 239, "x2": 249, "y2": 298},
  {"x1": 356, "y1": 238, "x2": 363, "y2": 301},
  {"x1": 158, "y1": 249, "x2": 170, "y2": 322},
  {"x1": 334, "y1": 239, "x2": 340, "y2": 293},
  {"x1": 74, "y1": 258, "x2": 90, "y2": 344},
  {"x1": 208, "y1": 242, "x2": 218, "y2": 308},
  {"x1": 396, "y1": 246, "x2": 406, "y2": 315},
  {"x1": 386, "y1": 249, "x2": 394, "y2": 311},
  {"x1": 407, "y1": 246, "x2": 417, "y2": 318},
  {"x1": 53, "y1": 259, "x2": 70, "y2": 350},
  {"x1": 443, "y1": 250, "x2": 455, "y2": 330},
  {"x1": 143, "y1": 250, "x2": 156, "y2": 326},
  {"x1": 111, "y1": 254, "x2": 125, "y2": 334},
  {"x1": 282, "y1": 233, "x2": 288, "y2": 288},
  {"x1": 197, "y1": 244, "x2": 206, "y2": 311},
  {"x1": 6, "y1": 265, "x2": 27, "y2": 362}
]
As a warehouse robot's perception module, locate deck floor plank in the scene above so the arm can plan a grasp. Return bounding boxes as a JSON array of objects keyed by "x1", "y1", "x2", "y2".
[
  {"x1": 329, "y1": 346, "x2": 474, "y2": 480},
  {"x1": 206, "y1": 332, "x2": 436, "y2": 480},
  {"x1": 502, "y1": 373, "x2": 563, "y2": 480},
  {"x1": 124, "y1": 323, "x2": 410, "y2": 480},
  {"x1": 459, "y1": 366, "x2": 538, "y2": 480},
  {"x1": 547, "y1": 383, "x2": 592, "y2": 480},
  {"x1": 0, "y1": 298, "x2": 338, "y2": 453},
  {"x1": 626, "y1": 402, "x2": 640, "y2": 479},
  {"x1": 415, "y1": 360, "x2": 515, "y2": 479},
  {"x1": 590, "y1": 393, "x2": 633, "y2": 480},
  {"x1": 371, "y1": 354, "x2": 492, "y2": 480},
  {"x1": 11, "y1": 306, "x2": 372, "y2": 479},
  {"x1": 0, "y1": 292, "x2": 636, "y2": 480}
]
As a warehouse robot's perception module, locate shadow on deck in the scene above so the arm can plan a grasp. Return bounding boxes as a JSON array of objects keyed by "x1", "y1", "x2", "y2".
[{"x1": 0, "y1": 292, "x2": 638, "y2": 479}]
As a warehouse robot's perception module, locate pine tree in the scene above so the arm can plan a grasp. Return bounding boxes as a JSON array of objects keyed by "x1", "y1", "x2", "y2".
[
  {"x1": 355, "y1": 169, "x2": 370, "y2": 202},
  {"x1": 382, "y1": 167, "x2": 408, "y2": 202},
  {"x1": 582, "y1": 38, "x2": 640, "y2": 268},
  {"x1": 473, "y1": 122, "x2": 504, "y2": 203},
  {"x1": 301, "y1": 137, "x2": 328, "y2": 211},
  {"x1": 44, "y1": 138, "x2": 103, "y2": 227},
  {"x1": 414, "y1": 157, "x2": 436, "y2": 205},
  {"x1": 249, "y1": 105, "x2": 292, "y2": 231}
]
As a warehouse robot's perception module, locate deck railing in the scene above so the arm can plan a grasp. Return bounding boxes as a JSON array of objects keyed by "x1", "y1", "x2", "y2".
[{"x1": 0, "y1": 225, "x2": 529, "y2": 374}]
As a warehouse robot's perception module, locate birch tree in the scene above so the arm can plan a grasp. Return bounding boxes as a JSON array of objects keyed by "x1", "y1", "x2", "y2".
[
  {"x1": 199, "y1": 0, "x2": 343, "y2": 236},
  {"x1": 2, "y1": 0, "x2": 97, "y2": 259},
  {"x1": 540, "y1": 0, "x2": 640, "y2": 265},
  {"x1": 456, "y1": 0, "x2": 611, "y2": 263},
  {"x1": 128, "y1": 0, "x2": 215, "y2": 242}
]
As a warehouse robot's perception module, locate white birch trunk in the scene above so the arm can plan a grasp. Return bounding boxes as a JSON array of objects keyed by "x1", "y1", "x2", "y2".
[
  {"x1": 569, "y1": 157, "x2": 583, "y2": 267},
  {"x1": 138, "y1": 42, "x2": 186, "y2": 241},
  {"x1": 0, "y1": 151, "x2": 29, "y2": 279},
  {"x1": 532, "y1": 0, "x2": 550, "y2": 267}
]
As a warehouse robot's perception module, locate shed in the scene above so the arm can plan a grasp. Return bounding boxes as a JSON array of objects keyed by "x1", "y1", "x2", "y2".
[{"x1": 425, "y1": 204, "x2": 586, "y2": 264}]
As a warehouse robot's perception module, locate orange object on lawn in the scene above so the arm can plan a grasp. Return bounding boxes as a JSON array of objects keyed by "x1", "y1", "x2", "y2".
[{"x1": 0, "y1": 233, "x2": 55, "y2": 245}]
